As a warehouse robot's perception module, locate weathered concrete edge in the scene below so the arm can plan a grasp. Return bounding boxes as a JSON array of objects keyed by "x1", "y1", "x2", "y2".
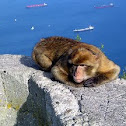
[
  {"x1": 0, "y1": 54, "x2": 85, "y2": 125},
  {"x1": 31, "y1": 73, "x2": 86, "y2": 125}
]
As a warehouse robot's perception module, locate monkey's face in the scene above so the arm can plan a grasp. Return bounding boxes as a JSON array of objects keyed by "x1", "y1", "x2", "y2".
[{"x1": 68, "y1": 48, "x2": 99, "y2": 83}]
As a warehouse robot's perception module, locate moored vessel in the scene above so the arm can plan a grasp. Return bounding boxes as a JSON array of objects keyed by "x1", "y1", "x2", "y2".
[
  {"x1": 73, "y1": 25, "x2": 94, "y2": 32},
  {"x1": 94, "y1": 3, "x2": 114, "y2": 9},
  {"x1": 26, "y1": 3, "x2": 47, "y2": 8}
]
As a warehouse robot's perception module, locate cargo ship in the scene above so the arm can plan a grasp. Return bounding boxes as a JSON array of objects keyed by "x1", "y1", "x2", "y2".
[
  {"x1": 73, "y1": 25, "x2": 94, "y2": 32},
  {"x1": 26, "y1": 3, "x2": 47, "y2": 8},
  {"x1": 94, "y1": 3, "x2": 114, "y2": 9}
]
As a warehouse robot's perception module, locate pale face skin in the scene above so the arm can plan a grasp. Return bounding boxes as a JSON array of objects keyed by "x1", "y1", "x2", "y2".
[{"x1": 71, "y1": 64, "x2": 94, "y2": 83}]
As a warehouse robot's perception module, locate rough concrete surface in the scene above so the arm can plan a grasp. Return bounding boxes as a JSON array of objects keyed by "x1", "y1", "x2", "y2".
[{"x1": 0, "y1": 54, "x2": 126, "y2": 126}]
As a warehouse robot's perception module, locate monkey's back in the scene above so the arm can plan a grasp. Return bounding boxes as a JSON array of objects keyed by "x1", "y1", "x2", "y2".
[
  {"x1": 33, "y1": 37, "x2": 79, "y2": 60},
  {"x1": 40, "y1": 36, "x2": 80, "y2": 52},
  {"x1": 32, "y1": 36, "x2": 105, "y2": 65}
]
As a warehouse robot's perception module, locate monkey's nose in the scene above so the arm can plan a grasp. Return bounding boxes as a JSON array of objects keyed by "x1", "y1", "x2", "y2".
[
  {"x1": 73, "y1": 76, "x2": 83, "y2": 83},
  {"x1": 74, "y1": 72, "x2": 80, "y2": 77}
]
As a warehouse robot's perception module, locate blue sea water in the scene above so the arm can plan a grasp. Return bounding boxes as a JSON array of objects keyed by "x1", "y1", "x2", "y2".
[{"x1": 0, "y1": 0, "x2": 126, "y2": 71}]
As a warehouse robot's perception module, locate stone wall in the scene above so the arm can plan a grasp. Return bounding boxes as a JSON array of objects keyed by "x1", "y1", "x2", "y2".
[{"x1": 0, "y1": 54, "x2": 126, "y2": 126}]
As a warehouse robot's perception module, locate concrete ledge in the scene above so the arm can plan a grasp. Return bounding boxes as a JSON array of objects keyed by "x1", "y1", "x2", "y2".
[{"x1": 0, "y1": 54, "x2": 126, "y2": 126}]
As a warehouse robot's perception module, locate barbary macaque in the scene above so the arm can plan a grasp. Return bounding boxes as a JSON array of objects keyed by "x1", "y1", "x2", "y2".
[{"x1": 32, "y1": 36, "x2": 120, "y2": 87}]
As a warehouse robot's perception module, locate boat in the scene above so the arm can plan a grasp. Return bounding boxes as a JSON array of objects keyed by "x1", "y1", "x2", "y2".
[
  {"x1": 94, "y1": 3, "x2": 114, "y2": 9},
  {"x1": 31, "y1": 26, "x2": 35, "y2": 30},
  {"x1": 73, "y1": 25, "x2": 94, "y2": 32},
  {"x1": 26, "y1": 3, "x2": 47, "y2": 8}
]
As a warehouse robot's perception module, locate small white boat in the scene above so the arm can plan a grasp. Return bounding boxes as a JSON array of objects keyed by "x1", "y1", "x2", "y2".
[
  {"x1": 31, "y1": 26, "x2": 35, "y2": 30},
  {"x1": 73, "y1": 25, "x2": 94, "y2": 32}
]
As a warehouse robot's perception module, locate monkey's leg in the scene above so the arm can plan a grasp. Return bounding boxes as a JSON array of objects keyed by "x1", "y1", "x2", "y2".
[
  {"x1": 35, "y1": 54, "x2": 53, "y2": 71},
  {"x1": 51, "y1": 65, "x2": 84, "y2": 88},
  {"x1": 84, "y1": 68, "x2": 120, "y2": 87}
]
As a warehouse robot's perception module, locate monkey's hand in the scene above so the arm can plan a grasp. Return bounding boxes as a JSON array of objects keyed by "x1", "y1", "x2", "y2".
[
  {"x1": 84, "y1": 77, "x2": 98, "y2": 87},
  {"x1": 84, "y1": 67, "x2": 121, "y2": 87},
  {"x1": 84, "y1": 73, "x2": 108, "y2": 87}
]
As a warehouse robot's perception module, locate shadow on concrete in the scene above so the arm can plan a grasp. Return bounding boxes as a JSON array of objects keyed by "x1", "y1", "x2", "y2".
[
  {"x1": 14, "y1": 77, "x2": 61, "y2": 126},
  {"x1": 20, "y1": 56, "x2": 54, "y2": 81},
  {"x1": 20, "y1": 56, "x2": 40, "y2": 70}
]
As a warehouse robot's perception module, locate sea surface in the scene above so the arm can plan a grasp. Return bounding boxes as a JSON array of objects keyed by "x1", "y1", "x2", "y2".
[{"x1": 0, "y1": 0, "x2": 126, "y2": 72}]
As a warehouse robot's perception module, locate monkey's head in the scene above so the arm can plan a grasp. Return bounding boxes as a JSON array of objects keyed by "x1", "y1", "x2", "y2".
[{"x1": 68, "y1": 48, "x2": 100, "y2": 83}]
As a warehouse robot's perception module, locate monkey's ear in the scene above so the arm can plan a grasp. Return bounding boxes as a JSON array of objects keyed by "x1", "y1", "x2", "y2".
[
  {"x1": 86, "y1": 48, "x2": 100, "y2": 60},
  {"x1": 94, "y1": 53, "x2": 100, "y2": 61}
]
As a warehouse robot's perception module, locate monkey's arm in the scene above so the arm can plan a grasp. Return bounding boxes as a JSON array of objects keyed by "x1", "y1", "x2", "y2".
[
  {"x1": 51, "y1": 63, "x2": 84, "y2": 88},
  {"x1": 84, "y1": 66, "x2": 120, "y2": 87}
]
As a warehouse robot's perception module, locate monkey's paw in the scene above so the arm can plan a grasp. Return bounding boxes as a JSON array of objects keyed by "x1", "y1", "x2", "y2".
[{"x1": 84, "y1": 77, "x2": 97, "y2": 87}]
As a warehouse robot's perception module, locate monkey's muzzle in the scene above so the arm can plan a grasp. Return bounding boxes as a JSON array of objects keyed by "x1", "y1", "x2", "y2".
[{"x1": 73, "y1": 76, "x2": 84, "y2": 83}]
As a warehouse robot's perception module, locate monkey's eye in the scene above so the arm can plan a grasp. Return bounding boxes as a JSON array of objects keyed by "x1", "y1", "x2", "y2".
[
  {"x1": 79, "y1": 64, "x2": 85, "y2": 66},
  {"x1": 79, "y1": 64, "x2": 89, "y2": 67},
  {"x1": 79, "y1": 64, "x2": 91, "y2": 68}
]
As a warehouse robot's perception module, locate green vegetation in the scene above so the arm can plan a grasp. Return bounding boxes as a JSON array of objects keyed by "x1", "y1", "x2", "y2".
[
  {"x1": 76, "y1": 34, "x2": 81, "y2": 41},
  {"x1": 120, "y1": 67, "x2": 126, "y2": 79},
  {"x1": 99, "y1": 43, "x2": 104, "y2": 51},
  {"x1": 99, "y1": 43, "x2": 105, "y2": 54}
]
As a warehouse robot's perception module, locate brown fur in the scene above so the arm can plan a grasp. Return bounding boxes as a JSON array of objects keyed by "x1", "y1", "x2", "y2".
[{"x1": 32, "y1": 36, "x2": 120, "y2": 87}]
